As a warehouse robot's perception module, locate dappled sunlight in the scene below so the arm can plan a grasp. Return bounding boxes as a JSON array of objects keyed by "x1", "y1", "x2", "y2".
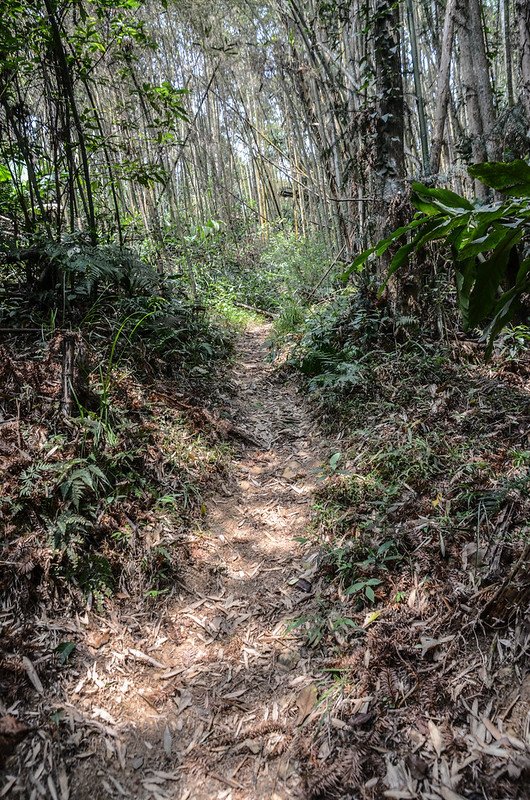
[
  {"x1": 3, "y1": 325, "x2": 530, "y2": 800},
  {"x1": 2, "y1": 0, "x2": 530, "y2": 796},
  {"x1": 3, "y1": 325, "x2": 329, "y2": 799}
]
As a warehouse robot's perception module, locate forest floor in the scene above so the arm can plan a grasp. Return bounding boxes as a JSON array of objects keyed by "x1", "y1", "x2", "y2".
[
  {"x1": 2, "y1": 324, "x2": 331, "y2": 799},
  {"x1": 2, "y1": 324, "x2": 530, "y2": 800}
]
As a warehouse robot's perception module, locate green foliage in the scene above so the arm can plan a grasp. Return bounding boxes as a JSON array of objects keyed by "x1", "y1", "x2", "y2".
[
  {"x1": 172, "y1": 226, "x2": 335, "y2": 330},
  {"x1": 56, "y1": 641, "x2": 77, "y2": 665},
  {"x1": 0, "y1": 235, "x2": 231, "y2": 385},
  {"x1": 57, "y1": 459, "x2": 108, "y2": 510},
  {"x1": 296, "y1": 325, "x2": 530, "y2": 632},
  {"x1": 286, "y1": 611, "x2": 328, "y2": 648},
  {"x1": 141, "y1": 81, "x2": 189, "y2": 130},
  {"x1": 19, "y1": 457, "x2": 107, "y2": 511},
  {"x1": 260, "y1": 232, "x2": 333, "y2": 297},
  {"x1": 0, "y1": 0, "x2": 187, "y2": 241},
  {"x1": 499, "y1": 324, "x2": 530, "y2": 359},
  {"x1": 345, "y1": 577, "x2": 382, "y2": 603},
  {"x1": 17, "y1": 454, "x2": 110, "y2": 589},
  {"x1": 271, "y1": 298, "x2": 306, "y2": 337},
  {"x1": 468, "y1": 160, "x2": 530, "y2": 196},
  {"x1": 286, "y1": 601, "x2": 358, "y2": 648},
  {"x1": 319, "y1": 528, "x2": 402, "y2": 602},
  {"x1": 6, "y1": 395, "x2": 228, "y2": 600},
  {"x1": 345, "y1": 161, "x2": 530, "y2": 354},
  {"x1": 285, "y1": 289, "x2": 388, "y2": 401}
]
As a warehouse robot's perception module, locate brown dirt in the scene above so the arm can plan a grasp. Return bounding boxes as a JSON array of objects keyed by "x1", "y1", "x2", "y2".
[
  {"x1": 2, "y1": 325, "x2": 530, "y2": 800},
  {"x1": 2, "y1": 325, "x2": 329, "y2": 799}
]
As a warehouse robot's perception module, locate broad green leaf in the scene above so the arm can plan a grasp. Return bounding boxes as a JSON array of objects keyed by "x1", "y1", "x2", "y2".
[
  {"x1": 414, "y1": 217, "x2": 469, "y2": 249},
  {"x1": 365, "y1": 585, "x2": 376, "y2": 602},
  {"x1": 340, "y1": 247, "x2": 375, "y2": 280},
  {"x1": 467, "y1": 229, "x2": 522, "y2": 327},
  {"x1": 454, "y1": 258, "x2": 476, "y2": 327},
  {"x1": 378, "y1": 217, "x2": 449, "y2": 295},
  {"x1": 411, "y1": 196, "x2": 440, "y2": 216},
  {"x1": 427, "y1": 214, "x2": 470, "y2": 241},
  {"x1": 412, "y1": 182, "x2": 473, "y2": 211},
  {"x1": 468, "y1": 160, "x2": 530, "y2": 196},
  {"x1": 329, "y1": 452, "x2": 342, "y2": 471},
  {"x1": 0, "y1": 164, "x2": 11, "y2": 182},
  {"x1": 457, "y1": 225, "x2": 512, "y2": 261},
  {"x1": 341, "y1": 216, "x2": 430, "y2": 281},
  {"x1": 472, "y1": 203, "x2": 519, "y2": 226},
  {"x1": 484, "y1": 289, "x2": 521, "y2": 358},
  {"x1": 482, "y1": 258, "x2": 530, "y2": 354},
  {"x1": 56, "y1": 641, "x2": 76, "y2": 664},
  {"x1": 387, "y1": 240, "x2": 416, "y2": 272},
  {"x1": 345, "y1": 581, "x2": 366, "y2": 594},
  {"x1": 374, "y1": 216, "x2": 429, "y2": 255}
]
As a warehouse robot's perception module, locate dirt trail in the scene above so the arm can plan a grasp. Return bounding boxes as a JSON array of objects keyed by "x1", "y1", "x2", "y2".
[{"x1": 67, "y1": 324, "x2": 328, "y2": 800}]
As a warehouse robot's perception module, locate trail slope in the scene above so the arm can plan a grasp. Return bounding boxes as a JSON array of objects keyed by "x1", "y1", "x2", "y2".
[{"x1": 68, "y1": 323, "x2": 327, "y2": 800}]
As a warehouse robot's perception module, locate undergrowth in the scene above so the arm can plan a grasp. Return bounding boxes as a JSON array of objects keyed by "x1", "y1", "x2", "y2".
[
  {"x1": 170, "y1": 224, "x2": 336, "y2": 328},
  {"x1": 0, "y1": 224, "x2": 335, "y2": 608},
  {"x1": 279, "y1": 284, "x2": 530, "y2": 799},
  {"x1": 284, "y1": 290, "x2": 530, "y2": 647},
  {"x1": 0, "y1": 235, "x2": 232, "y2": 609}
]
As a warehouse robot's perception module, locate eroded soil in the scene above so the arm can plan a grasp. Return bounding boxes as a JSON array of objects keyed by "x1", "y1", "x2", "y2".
[
  {"x1": 3, "y1": 325, "x2": 530, "y2": 800},
  {"x1": 5, "y1": 325, "x2": 329, "y2": 800}
]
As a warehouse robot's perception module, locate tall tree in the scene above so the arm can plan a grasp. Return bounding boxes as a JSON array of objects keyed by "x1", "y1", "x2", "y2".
[
  {"x1": 371, "y1": 0, "x2": 405, "y2": 246},
  {"x1": 516, "y1": 0, "x2": 530, "y2": 125}
]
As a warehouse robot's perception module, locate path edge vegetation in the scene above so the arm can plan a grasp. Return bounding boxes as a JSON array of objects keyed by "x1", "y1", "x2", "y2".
[{"x1": 1, "y1": 0, "x2": 530, "y2": 796}]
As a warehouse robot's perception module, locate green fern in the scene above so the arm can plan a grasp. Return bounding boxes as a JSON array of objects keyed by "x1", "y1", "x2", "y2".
[
  {"x1": 57, "y1": 460, "x2": 108, "y2": 510},
  {"x1": 47, "y1": 511, "x2": 91, "y2": 555},
  {"x1": 19, "y1": 463, "x2": 49, "y2": 498}
]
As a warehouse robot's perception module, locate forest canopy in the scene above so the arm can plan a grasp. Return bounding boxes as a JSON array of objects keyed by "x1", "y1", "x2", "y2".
[{"x1": 1, "y1": 0, "x2": 529, "y2": 252}]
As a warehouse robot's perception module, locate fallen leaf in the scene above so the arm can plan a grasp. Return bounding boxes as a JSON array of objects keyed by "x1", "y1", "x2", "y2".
[
  {"x1": 296, "y1": 683, "x2": 317, "y2": 724},
  {"x1": 86, "y1": 630, "x2": 110, "y2": 649},
  {"x1": 428, "y1": 720, "x2": 444, "y2": 757},
  {"x1": 22, "y1": 656, "x2": 43, "y2": 694},
  {"x1": 163, "y1": 726, "x2": 172, "y2": 756},
  {"x1": 419, "y1": 635, "x2": 455, "y2": 657},
  {"x1": 277, "y1": 649, "x2": 300, "y2": 671},
  {"x1": 0, "y1": 716, "x2": 31, "y2": 765}
]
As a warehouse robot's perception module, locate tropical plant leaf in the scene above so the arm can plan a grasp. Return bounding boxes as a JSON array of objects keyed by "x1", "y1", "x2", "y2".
[
  {"x1": 467, "y1": 229, "x2": 522, "y2": 328},
  {"x1": 468, "y1": 160, "x2": 530, "y2": 196},
  {"x1": 484, "y1": 289, "x2": 522, "y2": 358},
  {"x1": 362, "y1": 161, "x2": 530, "y2": 348},
  {"x1": 412, "y1": 182, "x2": 473, "y2": 212},
  {"x1": 341, "y1": 216, "x2": 428, "y2": 281},
  {"x1": 454, "y1": 258, "x2": 476, "y2": 328},
  {"x1": 456, "y1": 224, "x2": 512, "y2": 261}
]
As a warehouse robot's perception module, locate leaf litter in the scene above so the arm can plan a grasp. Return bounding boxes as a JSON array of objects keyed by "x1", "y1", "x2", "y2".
[{"x1": 1, "y1": 324, "x2": 529, "y2": 799}]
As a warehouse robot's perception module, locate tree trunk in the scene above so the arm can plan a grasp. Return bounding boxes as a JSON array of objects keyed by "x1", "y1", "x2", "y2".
[
  {"x1": 516, "y1": 0, "x2": 530, "y2": 123},
  {"x1": 504, "y1": 0, "x2": 514, "y2": 106},
  {"x1": 406, "y1": 0, "x2": 430, "y2": 174},
  {"x1": 468, "y1": 0, "x2": 497, "y2": 158},
  {"x1": 371, "y1": 0, "x2": 405, "y2": 251},
  {"x1": 459, "y1": 14, "x2": 488, "y2": 198},
  {"x1": 430, "y1": 0, "x2": 458, "y2": 174}
]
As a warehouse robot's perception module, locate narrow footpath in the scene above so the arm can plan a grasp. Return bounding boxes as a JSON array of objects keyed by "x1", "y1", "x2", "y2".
[{"x1": 67, "y1": 324, "x2": 328, "y2": 800}]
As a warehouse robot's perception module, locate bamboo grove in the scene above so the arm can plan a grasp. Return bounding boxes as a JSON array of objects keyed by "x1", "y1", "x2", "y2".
[{"x1": 1, "y1": 1, "x2": 530, "y2": 261}]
